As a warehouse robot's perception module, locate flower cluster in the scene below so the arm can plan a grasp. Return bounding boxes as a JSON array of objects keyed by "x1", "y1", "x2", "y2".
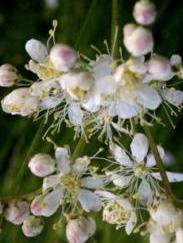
[{"x1": 0, "y1": 0, "x2": 183, "y2": 243}]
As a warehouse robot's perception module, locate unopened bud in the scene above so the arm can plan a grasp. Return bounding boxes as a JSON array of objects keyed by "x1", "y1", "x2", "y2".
[
  {"x1": 133, "y1": 1, "x2": 156, "y2": 25},
  {"x1": 50, "y1": 44, "x2": 77, "y2": 72},
  {"x1": 4, "y1": 200, "x2": 29, "y2": 225},
  {"x1": 123, "y1": 25, "x2": 153, "y2": 56},
  {"x1": 25, "y1": 39, "x2": 48, "y2": 63},
  {"x1": 0, "y1": 64, "x2": 18, "y2": 87},
  {"x1": 30, "y1": 195, "x2": 45, "y2": 216},
  {"x1": 66, "y1": 216, "x2": 96, "y2": 243},
  {"x1": 1, "y1": 88, "x2": 39, "y2": 116},
  {"x1": 28, "y1": 153, "x2": 55, "y2": 177},
  {"x1": 22, "y1": 215, "x2": 44, "y2": 237},
  {"x1": 148, "y1": 55, "x2": 173, "y2": 81}
]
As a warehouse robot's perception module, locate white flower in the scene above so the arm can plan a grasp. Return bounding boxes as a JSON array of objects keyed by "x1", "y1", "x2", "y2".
[
  {"x1": 109, "y1": 133, "x2": 183, "y2": 205},
  {"x1": 50, "y1": 44, "x2": 77, "y2": 72},
  {"x1": 59, "y1": 70, "x2": 93, "y2": 101},
  {"x1": 28, "y1": 153, "x2": 56, "y2": 177},
  {"x1": 162, "y1": 88, "x2": 183, "y2": 107},
  {"x1": 22, "y1": 215, "x2": 44, "y2": 237},
  {"x1": 4, "y1": 200, "x2": 29, "y2": 225},
  {"x1": 66, "y1": 216, "x2": 96, "y2": 243},
  {"x1": 30, "y1": 147, "x2": 108, "y2": 217},
  {"x1": 147, "y1": 54, "x2": 174, "y2": 81},
  {"x1": 96, "y1": 191, "x2": 137, "y2": 234},
  {"x1": 133, "y1": 1, "x2": 157, "y2": 26},
  {"x1": 0, "y1": 64, "x2": 18, "y2": 87},
  {"x1": 123, "y1": 25, "x2": 154, "y2": 56},
  {"x1": 1, "y1": 88, "x2": 40, "y2": 116}
]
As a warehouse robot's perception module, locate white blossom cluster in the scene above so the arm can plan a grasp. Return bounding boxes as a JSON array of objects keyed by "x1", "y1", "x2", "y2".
[{"x1": 0, "y1": 0, "x2": 183, "y2": 243}]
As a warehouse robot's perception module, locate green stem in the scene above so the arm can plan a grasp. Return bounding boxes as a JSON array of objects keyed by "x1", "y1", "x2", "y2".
[
  {"x1": 71, "y1": 136, "x2": 87, "y2": 162},
  {"x1": 111, "y1": 0, "x2": 119, "y2": 59},
  {"x1": 143, "y1": 124, "x2": 175, "y2": 200}
]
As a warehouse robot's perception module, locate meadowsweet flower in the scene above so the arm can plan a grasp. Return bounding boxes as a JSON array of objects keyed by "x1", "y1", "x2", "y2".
[
  {"x1": 0, "y1": 64, "x2": 18, "y2": 87},
  {"x1": 123, "y1": 24, "x2": 154, "y2": 56},
  {"x1": 4, "y1": 200, "x2": 29, "y2": 225},
  {"x1": 50, "y1": 44, "x2": 78, "y2": 72},
  {"x1": 22, "y1": 215, "x2": 44, "y2": 237},
  {"x1": 133, "y1": 1, "x2": 156, "y2": 26},
  {"x1": 108, "y1": 133, "x2": 183, "y2": 205},
  {"x1": 28, "y1": 153, "x2": 56, "y2": 177},
  {"x1": 66, "y1": 216, "x2": 96, "y2": 243},
  {"x1": 96, "y1": 191, "x2": 137, "y2": 234},
  {"x1": 1, "y1": 88, "x2": 40, "y2": 116},
  {"x1": 30, "y1": 146, "x2": 108, "y2": 217}
]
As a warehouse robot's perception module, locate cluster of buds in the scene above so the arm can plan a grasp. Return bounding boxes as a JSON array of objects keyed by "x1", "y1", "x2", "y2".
[{"x1": 0, "y1": 0, "x2": 182, "y2": 141}]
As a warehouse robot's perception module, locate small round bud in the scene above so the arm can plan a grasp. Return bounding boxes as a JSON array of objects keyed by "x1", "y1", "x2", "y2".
[
  {"x1": 66, "y1": 216, "x2": 96, "y2": 243},
  {"x1": 123, "y1": 25, "x2": 154, "y2": 56},
  {"x1": 147, "y1": 55, "x2": 173, "y2": 81},
  {"x1": 22, "y1": 215, "x2": 44, "y2": 237},
  {"x1": 30, "y1": 195, "x2": 45, "y2": 216},
  {"x1": 28, "y1": 153, "x2": 55, "y2": 177},
  {"x1": 1, "y1": 88, "x2": 39, "y2": 116},
  {"x1": 0, "y1": 64, "x2": 18, "y2": 87},
  {"x1": 170, "y1": 54, "x2": 182, "y2": 69},
  {"x1": 50, "y1": 44, "x2": 77, "y2": 72},
  {"x1": 133, "y1": 1, "x2": 156, "y2": 25},
  {"x1": 4, "y1": 200, "x2": 29, "y2": 225},
  {"x1": 25, "y1": 39, "x2": 48, "y2": 63}
]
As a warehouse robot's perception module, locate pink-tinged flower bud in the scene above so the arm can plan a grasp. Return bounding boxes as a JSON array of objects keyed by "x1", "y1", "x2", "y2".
[
  {"x1": 4, "y1": 200, "x2": 29, "y2": 225},
  {"x1": 28, "y1": 153, "x2": 55, "y2": 177},
  {"x1": 147, "y1": 55, "x2": 173, "y2": 81},
  {"x1": 50, "y1": 44, "x2": 77, "y2": 72},
  {"x1": 0, "y1": 64, "x2": 18, "y2": 87},
  {"x1": 25, "y1": 39, "x2": 48, "y2": 63},
  {"x1": 123, "y1": 25, "x2": 153, "y2": 56},
  {"x1": 66, "y1": 216, "x2": 96, "y2": 243},
  {"x1": 1, "y1": 88, "x2": 40, "y2": 116},
  {"x1": 133, "y1": 1, "x2": 156, "y2": 25},
  {"x1": 30, "y1": 195, "x2": 44, "y2": 216},
  {"x1": 22, "y1": 215, "x2": 44, "y2": 237}
]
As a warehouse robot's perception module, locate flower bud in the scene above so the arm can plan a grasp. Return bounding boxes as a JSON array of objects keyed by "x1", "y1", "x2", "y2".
[
  {"x1": 0, "y1": 64, "x2": 18, "y2": 87},
  {"x1": 50, "y1": 44, "x2": 77, "y2": 72},
  {"x1": 4, "y1": 200, "x2": 29, "y2": 225},
  {"x1": 133, "y1": 1, "x2": 156, "y2": 25},
  {"x1": 1, "y1": 88, "x2": 39, "y2": 116},
  {"x1": 25, "y1": 39, "x2": 48, "y2": 63},
  {"x1": 22, "y1": 215, "x2": 44, "y2": 237},
  {"x1": 28, "y1": 153, "x2": 55, "y2": 177},
  {"x1": 66, "y1": 216, "x2": 96, "y2": 243},
  {"x1": 123, "y1": 25, "x2": 153, "y2": 56},
  {"x1": 148, "y1": 55, "x2": 173, "y2": 81}
]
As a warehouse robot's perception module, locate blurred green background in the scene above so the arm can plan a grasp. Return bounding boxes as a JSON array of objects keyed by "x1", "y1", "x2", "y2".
[{"x1": 0, "y1": 0, "x2": 183, "y2": 242}]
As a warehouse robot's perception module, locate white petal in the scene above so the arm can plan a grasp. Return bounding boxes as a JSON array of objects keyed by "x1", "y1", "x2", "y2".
[
  {"x1": 95, "y1": 190, "x2": 119, "y2": 201},
  {"x1": 42, "y1": 187, "x2": 65, "y2": 217},
  {"x1": 146, "y1": 145, "x2": 165, "y2": 167},
  {"x1": 68, "y1": 103, "x2": 83, "y2": 126},
  {"x1": 116, "y1": 101, "x2": 139, "y2": 119},
  {"x1": 125, "y1": 212, "x2": 137, "y2": 235},
  {"x1": 77, "y1": 189, "x2": 101, "y2": 212},
  {"x1": 42, "y1": 175, "x2": 60, "y2": 193},
  {"x1": 130, "y1": 133, "x2": 149, "y2": 163},
  {"x1": 72, "y1": 156, "x2": 91, "y2": 174},
  {"x1": 55, "y1": 147, "x2": 71, "y2": 174},
  {"x1": 107, "y1": 172, "x2": 132, "y2": 188},
  {"x1": 162, "y1": 88, "x2": 183, "y2": 107},
  {"x1": 136, "y1": 84, "x2": 162, "y2": 110},
  {"x1": 96, "y1": 76, "x2": 117, "y2": 95},
  {"x1": 152, "y1": 172, "x2": 183, "y2": 183},
  {"x1": 92, "y1": 55, "x2": 112, "y2": 80},
  {"x1": 117, "y1": 198, "x2": 132, "y2": 210},
  {"x1": 25, "y1": 39, "x2": 48, "y2": 62},
  {"x1": 81, "y1": 176, "x2": 108, "y2": 189},
  {"x1": 110, "y1": 143, "x2": 132, "y2": 166},
  {"x1": 138, "y1": 179, "x2": 154, "y2": 205}
]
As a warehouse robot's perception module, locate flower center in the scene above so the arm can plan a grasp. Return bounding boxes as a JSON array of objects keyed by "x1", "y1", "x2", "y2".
[
  {"x1": 103, "y1": 201, "x2": 131, "y2": 228},
  {"x1": 133, "y1": 164, "x2": 148, "y2": 178},
  {"x1": 60, "y1": 173, "x2": 81, "y2": 197}
]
